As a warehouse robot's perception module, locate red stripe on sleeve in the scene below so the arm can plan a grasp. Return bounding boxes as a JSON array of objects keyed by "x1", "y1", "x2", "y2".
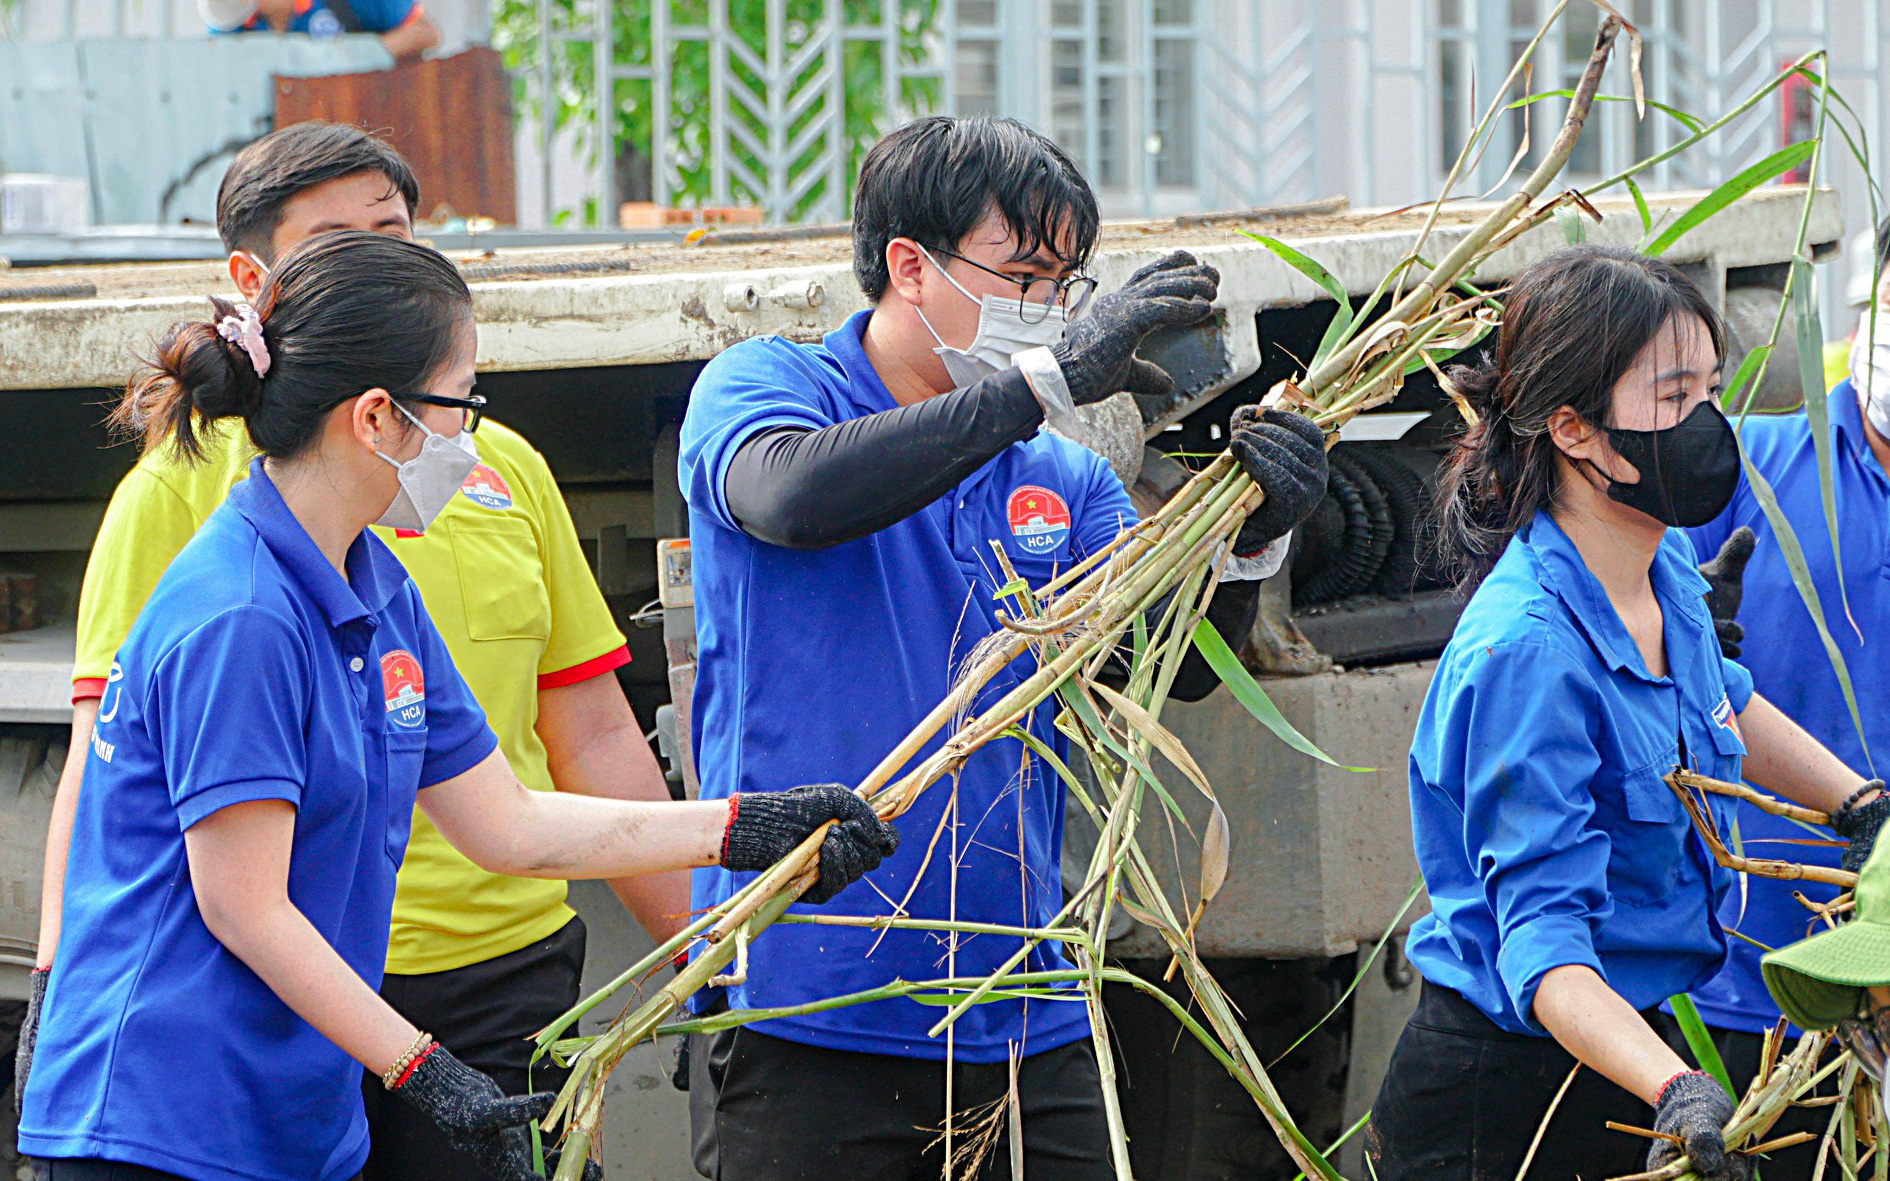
[
  {"x1": 536, "y1": 646, "x2": 631, "y2": 690},
  {"x1": 71, "y1": 678, "x2": 106, "y2": 704}
]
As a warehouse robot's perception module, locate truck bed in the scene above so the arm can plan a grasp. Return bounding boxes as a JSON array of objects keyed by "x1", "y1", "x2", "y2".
[
  {"x1": 0, "y1": 187, "x2": 1841, "y2": 391},
  {"x1": 2, "y1": 197, "x2": 1416, "y2": 301}
]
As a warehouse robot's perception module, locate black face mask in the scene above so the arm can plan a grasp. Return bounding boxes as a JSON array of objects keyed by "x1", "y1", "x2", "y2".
[{"x1": 1594, "y1": 400, "x2": 1740, "y2": 528}]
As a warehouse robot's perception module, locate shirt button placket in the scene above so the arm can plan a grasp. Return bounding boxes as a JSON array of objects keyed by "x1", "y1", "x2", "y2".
[{"x1": 342, "y1": 623, "x2": 374, "y2": 729}]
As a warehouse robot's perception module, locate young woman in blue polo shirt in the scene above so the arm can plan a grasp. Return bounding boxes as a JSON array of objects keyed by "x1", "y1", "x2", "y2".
[
  {"x1": 15, "y1": 230, "x2": 896, "y2": 1181},
  {"x1": 1363, "y1": 246, "x2": 1887, "y2": 1181}
]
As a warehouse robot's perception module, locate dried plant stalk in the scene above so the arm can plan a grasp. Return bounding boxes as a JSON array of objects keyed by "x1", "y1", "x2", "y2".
[{"x1": 542, "y1": 16, "x2": 1644, "y2": 1179}]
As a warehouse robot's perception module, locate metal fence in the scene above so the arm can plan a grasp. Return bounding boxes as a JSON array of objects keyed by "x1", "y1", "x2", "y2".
[
  {"x1": 8, "y1": 0, "x2": 1890, "y2": 244},
  {"x1": 504, "y1": 0, "x2": 1890, "y2": 235}
]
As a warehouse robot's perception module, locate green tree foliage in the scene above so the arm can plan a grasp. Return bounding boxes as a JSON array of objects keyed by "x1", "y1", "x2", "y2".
[{"x1": 492, "y1": 0, "x2": 942, "y2": 223}]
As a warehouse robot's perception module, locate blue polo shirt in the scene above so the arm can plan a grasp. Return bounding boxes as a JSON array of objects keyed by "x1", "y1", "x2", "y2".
[
  {"x1": 19, "y1": 461, "x2": 496, "y2": 1181},
  {"x1": 1682, "y1": 380, "x2": 1890, "y2": 1034},
  {"x1": 679, "y1": 309, "x2": 1133, "y2": 1061},
  {"x1": 1404, "y1": 512, "x2": 1754, "y2": 1035}
]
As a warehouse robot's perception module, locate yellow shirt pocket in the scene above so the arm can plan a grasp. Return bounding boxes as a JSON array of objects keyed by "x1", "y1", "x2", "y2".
[{"x1": 451, "y1": 515, "x2": 552, "y2": 642}]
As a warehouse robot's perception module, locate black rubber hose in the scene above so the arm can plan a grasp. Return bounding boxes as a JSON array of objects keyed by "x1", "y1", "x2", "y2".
[
  {"x1": 1288, "y1": 487, "x2": 1348, "y2": 593},
  {"x1": 1293, "y1": 454, "x2": 1392, "y2": 607},
  {"x1": 1337, "y1": 443, "x2": 1428, "y2": 598}
]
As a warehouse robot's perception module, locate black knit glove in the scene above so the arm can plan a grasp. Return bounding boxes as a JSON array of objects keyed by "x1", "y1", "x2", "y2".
[
  {"x1": 392, "y1": 1044, "x2": 598, "y2": 1181},
  {"x1": 1700, "y1": 527, "x2": 1754, "y2": 660},
  {"x1": 1229, "y1": 407, "x2": 1329, "y2": 556},
  {"x1": 1648, "y1": 1071, "x2": 1748, "y2": 1181},
  {"x1": 1835, "y1": 782, "x2": 1890, "y2": 876},
  {"x1": 13, "y1": 966, "x2": 45, "y2": 1119},
  {"x1": 722, "y1": 784, "x2": 900, "y2": 904},
  {"x1": 1049, "y1": 251, "x2": 1218, "y2": 405}
]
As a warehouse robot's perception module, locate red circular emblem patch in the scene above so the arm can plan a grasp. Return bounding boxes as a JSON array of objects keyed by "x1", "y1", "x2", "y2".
[{"x1": 1006, "y1": 485, "x2": 1072, "y2": 555}]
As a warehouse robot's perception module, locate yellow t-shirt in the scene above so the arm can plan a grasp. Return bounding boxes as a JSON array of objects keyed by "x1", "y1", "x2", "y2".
[
  {"x1": 1825, "y1": 337, "x2": 1852, "y2": 395},
  {"x1": 72, "y1": 417, "x2": 629, "y2": 974}
]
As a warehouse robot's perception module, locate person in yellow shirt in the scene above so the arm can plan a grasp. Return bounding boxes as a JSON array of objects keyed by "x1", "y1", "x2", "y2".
[{"x1": 32, "y1": 122, "x2": 686, "y2": 1180}]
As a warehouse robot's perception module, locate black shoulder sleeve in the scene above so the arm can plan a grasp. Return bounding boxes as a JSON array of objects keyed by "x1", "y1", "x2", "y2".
[
  {"x1": 1096, "y1": 578, "x2": 1261, "y2": 703},
  {"x1": 723, "y1": 369, "x2": 1045, "y2": 549}
]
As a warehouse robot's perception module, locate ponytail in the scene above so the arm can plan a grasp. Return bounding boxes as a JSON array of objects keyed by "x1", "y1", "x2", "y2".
[{"x1": 1432, "y1": 360, "x2": 1519, "y2": 588}]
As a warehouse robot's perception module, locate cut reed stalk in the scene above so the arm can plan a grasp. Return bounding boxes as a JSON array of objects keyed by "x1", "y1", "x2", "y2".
[
  {"x1": 1666, "y1": 771, "x2": 1857, "y2": 889},
  {"x1": 544, "y1": 16, "x2": 1637, "y2": 1178}
]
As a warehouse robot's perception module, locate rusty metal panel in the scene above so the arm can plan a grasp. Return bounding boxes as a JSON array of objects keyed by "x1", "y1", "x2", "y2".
[{"x1": 273, "y1": 47, "x2": 517, "y2": 225}]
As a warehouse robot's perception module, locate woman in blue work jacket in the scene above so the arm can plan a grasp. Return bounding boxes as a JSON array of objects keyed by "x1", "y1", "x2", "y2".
[
  {"x1": 13, "y1": 231, "x2": 895, "y2": 1181},
  {"x1": 1364, "y1": 245, "x2": 1886, "y2": 1181}
]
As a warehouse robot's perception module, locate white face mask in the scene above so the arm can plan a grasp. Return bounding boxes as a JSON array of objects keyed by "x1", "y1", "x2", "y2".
[
  {"x1": 1850, "y1": 314, "x2": 1890, "y2": 440},
  {"x1": 912, "y1": 243, "x2": 1070, "y2": 388},
  {"x1": 374, "y1": 402, "x2": 479, "y2": 533}
]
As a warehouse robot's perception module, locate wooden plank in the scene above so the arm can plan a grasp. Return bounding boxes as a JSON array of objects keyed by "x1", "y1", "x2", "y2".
[{"x1": 273, "y1": 47, "x2": 517, "y2": 224}]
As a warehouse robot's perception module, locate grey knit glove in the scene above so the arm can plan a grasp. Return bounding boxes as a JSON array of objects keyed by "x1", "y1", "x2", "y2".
[
  {"x1": 13, "y1": 966, "x2": 45, "y2": 1119},
  {"x1": 1228, "y1": 407, "x2": 1329, "y2": 556},
  {"x1": 1648, "y1": 1070, "x2": 1748, "y2": 1181},
  {"x1": 1050, "y1": 251, "x2": 1219, "y2": 405},
  {"x1": 1700, "y1": 527, "x2": 1754, "y2": 660},
  {"x1": 1835, "y1": 782, "x2": 1890, "y2": 876},
  {"x1": 722, "y1": 784, "x2": 900, "y2": 904},
  {"x1": 392, "y1": 1044, "x2": 599, "y2": 1180}
]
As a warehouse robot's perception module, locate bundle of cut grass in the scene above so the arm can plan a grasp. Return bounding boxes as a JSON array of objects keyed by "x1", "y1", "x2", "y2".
[{"x1": 535, "y1": 5, "x2": 1872, "y2": 1174}]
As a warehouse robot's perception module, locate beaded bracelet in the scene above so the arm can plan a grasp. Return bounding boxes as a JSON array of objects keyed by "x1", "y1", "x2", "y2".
[
  {"x1": 1834, "y1": 780, "x2": 1886, "y2": 824},
  {"x1": 381, "y1": 1031, "x2": 434, "y2": 1091}
]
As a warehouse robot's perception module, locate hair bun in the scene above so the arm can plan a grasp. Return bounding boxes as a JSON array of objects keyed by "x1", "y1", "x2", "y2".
[
  {"x1": 191, "y1": 296, "x2": 269, "y2": 419},
  {"x1": 113, "y1": 295, "x2": 266, "y2": 462}
]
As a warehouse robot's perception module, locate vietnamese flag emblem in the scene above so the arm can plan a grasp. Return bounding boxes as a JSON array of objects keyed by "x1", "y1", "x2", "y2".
[{"x1": 381, "y1": 649, "x2": 427, "y2": 730}]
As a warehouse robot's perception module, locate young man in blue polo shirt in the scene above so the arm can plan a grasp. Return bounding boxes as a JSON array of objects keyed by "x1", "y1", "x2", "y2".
[
  {"x1": 1678, "y1": 220, "x2": 1890, "y2": 1180},
  {"x1": 677, "y1": 114, "x2": 1329, "y2": 1180}
]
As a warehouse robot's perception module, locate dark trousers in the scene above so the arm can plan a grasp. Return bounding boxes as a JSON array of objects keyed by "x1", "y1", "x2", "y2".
[
  {"x1": 688, "y1": 1026, "x2": 1114, "y2": 1181},
  {"x1": 360, "y1": 916, "x2": 586, "y2": 1181},
  {"x1": 1366, "y1": 981, "x2": 1656, "y2": 1181},
  {"x1": 31, "y1": 1163, "x2": 361, "y2": 1181},
  {"x1": 1655, "y1": 1021, "x2": 1840, "y2": 1181}
]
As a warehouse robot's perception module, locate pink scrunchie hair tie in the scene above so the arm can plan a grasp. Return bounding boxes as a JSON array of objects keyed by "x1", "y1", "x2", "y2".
[{"x1": 216, "y1": 304, "x2": 272, "y2": 379}]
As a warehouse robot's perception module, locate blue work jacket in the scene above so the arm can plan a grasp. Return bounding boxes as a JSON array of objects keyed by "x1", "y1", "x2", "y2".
[{"x1": 1404, "y1": 511, "x2": 1753, "y2": 1035}]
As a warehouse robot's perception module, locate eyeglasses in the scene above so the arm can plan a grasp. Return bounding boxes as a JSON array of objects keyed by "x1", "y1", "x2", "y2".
[
  {"x1": 1837, "y1": 1008, "x2": 1890, "y2": 1082},
  {"x1": 405, "y1": 392, "x2": 487, "y2": 434},
  {"x1": 932, "y1": 246, "x2": 1100, "y2": 324}
]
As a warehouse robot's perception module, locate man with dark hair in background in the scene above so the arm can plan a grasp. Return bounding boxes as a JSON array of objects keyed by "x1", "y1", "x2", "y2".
[
  {"x1": 16, "y1": 121, "x2": 686, "y2": 1180},
  {"x1": 678, "y1": 113, "x2": 1330, "y2": 1180}
]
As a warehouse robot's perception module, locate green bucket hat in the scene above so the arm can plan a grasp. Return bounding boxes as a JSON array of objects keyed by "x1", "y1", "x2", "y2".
[{"x1": 1763, "y1": 836, "x2": 1890, "y2": 1030}]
